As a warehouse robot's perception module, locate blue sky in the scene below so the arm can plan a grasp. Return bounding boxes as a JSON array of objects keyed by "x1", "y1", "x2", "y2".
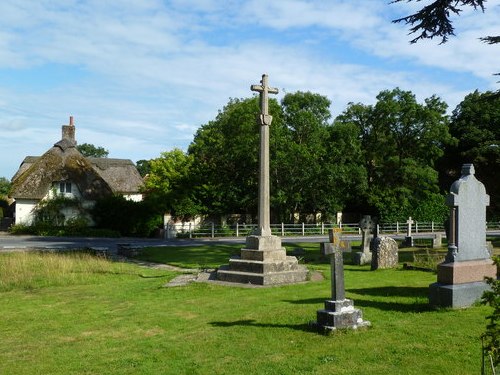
[{"x1": 1, "y1": 0, "x2": 499, "y2": 179}]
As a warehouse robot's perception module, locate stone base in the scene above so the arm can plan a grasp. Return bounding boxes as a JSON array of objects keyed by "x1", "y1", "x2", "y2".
[
  {"x1": 437, "y1": 259, "x2": 496, "y2": 284},
  {"x1": 352, "y1": 251, "x2": 372, "y2": 266},
  {"x1": 429, "y1": 259, "x2": 497, "y2": 308},
  {"x1": 315, "y1": 299, "x2": 370, "y2": 332},
  {"x1": 216, "y1": 235, "x2": 308, "y2": 286},
  {"x1": 429, "y1": 281, "x2": 492, "y2": 308},
  {"x1": 403, "y1": 236, "x2": 414, "y2": 247}
]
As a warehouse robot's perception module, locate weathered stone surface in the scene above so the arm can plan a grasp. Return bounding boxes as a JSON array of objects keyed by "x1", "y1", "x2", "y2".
[
  {"x1": 432, "y1": 233, "x2": 443, "y2": 248},
  {"x1": 370, "y1": 236, "x2": 398, "y2": 270},
  {"x1": 430, "y1": 164, "x2": 494, "y2": 308},
  {"x1": 429, "y1": 282, "x2": 492, "y2": 308},
  {"x1": 216, "y1": 75, "x2": 306, "y2": 286},
  {"x1": 437, "y1": 259, "x2": 496, "y2": 284},
  {"x1": 316, "y1": 299, "x2": 371, "y2": 332},
  {"x1": 216, "y1": 265, "x2": 308, "y2": 285},
  {"x1": 352, "y1": 251, "x2": 372, "y2": 266},
  {"x1": 314, "y1": 232, "x2": 370, "y2": 332}
]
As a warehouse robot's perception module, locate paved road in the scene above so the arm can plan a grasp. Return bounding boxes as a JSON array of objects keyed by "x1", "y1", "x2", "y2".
[{"x1": 1, "y1": 231, "x2": 498, "y2": 252}]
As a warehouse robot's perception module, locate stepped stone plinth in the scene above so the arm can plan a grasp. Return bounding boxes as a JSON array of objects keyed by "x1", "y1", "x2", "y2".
[{"x1": 216, "y1": 235, "x2": 308, "y2": 286}]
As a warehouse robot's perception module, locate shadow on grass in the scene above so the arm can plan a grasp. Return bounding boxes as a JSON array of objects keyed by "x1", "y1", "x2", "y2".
[
  {"x1": 285, "y1": 286, "x2": 432, "y2": 313},
  {"x1": 137, "y1": 244, "x2": 240, "y2": 268},
  {"x1": 348, "y1": 286, "x2": 428, "y2": 298},
  {"x1": 209, "y1": 319, "x2": 315, "y2": 333}
]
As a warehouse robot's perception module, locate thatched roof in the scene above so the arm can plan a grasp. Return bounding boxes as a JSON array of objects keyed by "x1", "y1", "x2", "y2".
[
  {"x1": 11, "y1": 141, "x2": 143, "y2": 200},
  {"x1": 87, "y1": 157, "x2": 144, "y2": 194}
]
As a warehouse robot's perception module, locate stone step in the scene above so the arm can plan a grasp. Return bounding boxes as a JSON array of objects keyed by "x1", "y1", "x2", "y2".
[
  {"x1": 216, "y1": 267, "x2": 308, "y2": 286},
  {"x1": 228, "y1": 258, "x2": 299, "y2": 274}
]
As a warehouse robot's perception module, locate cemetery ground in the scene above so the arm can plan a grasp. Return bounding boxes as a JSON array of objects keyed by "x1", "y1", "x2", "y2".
[{"x1": 0, "y1": 240, "x2": 499, "y2": 375}]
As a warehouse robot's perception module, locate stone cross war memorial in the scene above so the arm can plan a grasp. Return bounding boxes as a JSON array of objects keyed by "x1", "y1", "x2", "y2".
[{"x1": 216, "y1": 74, "x2": 307, "y2": 286}]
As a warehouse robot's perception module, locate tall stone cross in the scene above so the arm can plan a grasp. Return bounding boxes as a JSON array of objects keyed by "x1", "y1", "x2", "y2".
[
  {"x1": 326, "y1": 228, "x2": 350, "y2": 300},
  {"x1": 251, "y1": 74, "x2": 278, "y2": 237}
]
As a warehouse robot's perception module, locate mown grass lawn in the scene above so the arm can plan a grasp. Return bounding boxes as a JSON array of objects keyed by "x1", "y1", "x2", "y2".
[{"x1": 0, "y1": 244, "x2": 492, "y2": 374}]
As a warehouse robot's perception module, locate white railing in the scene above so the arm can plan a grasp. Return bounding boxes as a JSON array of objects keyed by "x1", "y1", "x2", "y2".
[{"x1": 162, "y1": 220, "x2": 488, "y2": 239}]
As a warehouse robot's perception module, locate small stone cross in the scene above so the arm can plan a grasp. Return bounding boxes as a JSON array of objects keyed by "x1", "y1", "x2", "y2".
[
  {"x1": 325, "y1": 228, "x2": 350, "y2": 301},
  {"x1": 406, "y1": 217, "x2": 414, "y2": 237},
  {"x1": 359, "y1": 215, "x2": 374, "y2": 232},
  {"x1": 251, "y1": 74, "x2": 278, "y2": 126}
]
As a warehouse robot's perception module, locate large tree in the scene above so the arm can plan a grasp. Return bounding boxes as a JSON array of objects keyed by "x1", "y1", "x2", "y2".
[
  {"x1": 76, "y1": 143, "x2": 109, "y2": 158},
  {"x1": 274, "y1": 91, "x2": 335, "y2": 222},
  {"x1": 188, "y1": 97, "x2": 266, "y2": 218},
  {"x1": 442, "y1": 90, "x2": 500, "y2": 218},
  {"x1": 142, "y1": 148, "x2": 200, "y2": 220},
  {"x1": 335, "y1": 88, "x2": 452, "y2": 221},
  {"x1": 0, "y1": 177, "x2": 10, "y2": 196}
]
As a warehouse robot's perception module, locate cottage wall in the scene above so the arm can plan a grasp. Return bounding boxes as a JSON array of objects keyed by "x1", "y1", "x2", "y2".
[{"x1": 15, "y1": 199, "x2": 38, "y2": 225}]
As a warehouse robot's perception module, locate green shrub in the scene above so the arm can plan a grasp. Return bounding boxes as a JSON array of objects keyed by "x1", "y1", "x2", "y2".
[{"x1": 482, "y1": 256, "x2": 500, "y2": 369}]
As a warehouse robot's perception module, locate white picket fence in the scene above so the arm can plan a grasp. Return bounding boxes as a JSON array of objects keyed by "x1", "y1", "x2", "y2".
[
  {"x1": 166, "y1": 220, "x2": 500, "y2": 239},
  {"x1": 164, "y1": 221, "x2": 500, "y2": 239}
]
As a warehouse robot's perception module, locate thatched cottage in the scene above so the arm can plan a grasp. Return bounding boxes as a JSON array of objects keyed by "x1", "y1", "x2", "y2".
[{"x1": 11, "y1": 117, "x2": 143, "y2": 225}]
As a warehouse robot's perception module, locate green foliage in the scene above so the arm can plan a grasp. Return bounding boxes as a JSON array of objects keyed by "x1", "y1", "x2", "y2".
[
  {"x1": 33, "y1": 193, "x2": 84, "y2": 226},
  {"x1": 392, "y1": 0, "x2": 487, "y2": 44},
  {"x1": 274, "y1": 92, "x2": 336, "y2": 221},
  {"x1": 0, "y1": 177, "x2": 11, "y2": 196},
  {"x1": 91, "y1": 195, "x2": 162, "y2": 237},
  {"x1": 336, "y1": 88, "x2": 452, "y2": 221},
  {"x1": 189, "y1": 97, "x2": 264, "y2": 217},
  {"x1": 76, "y1": 143, "x2": 109, "y2": 158},
  {"x1": 482, "y1": 256, "x2": 500, "y2": 369},
  {"x1": 142, "y1": 148, "x2": 201, "y2": 220},
  {"x1": 444, "y1": 90, "x2": 500, "y2": 219},
  {"x1": 136, "y1": 159, "x2": 151, "y2": 177}
]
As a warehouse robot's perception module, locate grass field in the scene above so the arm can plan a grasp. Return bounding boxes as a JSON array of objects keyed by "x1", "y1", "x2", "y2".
[{"x1": 0, "y1": 243, "x2": 494, "y2": 374}]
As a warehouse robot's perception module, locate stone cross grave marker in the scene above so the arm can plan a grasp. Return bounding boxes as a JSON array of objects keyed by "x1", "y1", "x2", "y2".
[
  {"x1": 250, "y1": 74, "x2": 278, "y2": 237},
  {"x1": 353, "y1": 215, "x2": 374, "y2": 265},
  {"x1": 315, "y1": 228, "x2": 370, "y2": 332},
  {"x1": 403, "y1": 216, "x2": 414, "y2": 247},
  {"x1": 327, "y1": 228, "x2": 350, "y2": 300}
]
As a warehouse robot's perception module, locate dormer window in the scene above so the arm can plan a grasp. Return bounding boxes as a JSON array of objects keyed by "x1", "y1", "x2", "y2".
[{"x1": 59, "y1": 182, "x2": 72, "y2": 194}]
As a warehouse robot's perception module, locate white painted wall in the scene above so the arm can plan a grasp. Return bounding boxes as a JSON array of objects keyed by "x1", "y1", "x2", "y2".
[{"x1": 14, "y1": 199, "x2": 38, "y2": 225}]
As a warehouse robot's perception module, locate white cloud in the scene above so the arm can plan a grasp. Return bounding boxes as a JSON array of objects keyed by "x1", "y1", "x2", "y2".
[{"x1": 0, "y1": 0, "x2": 498, "y2": 178}]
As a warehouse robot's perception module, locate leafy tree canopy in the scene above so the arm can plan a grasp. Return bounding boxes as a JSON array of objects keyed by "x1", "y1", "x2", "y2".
[
  {"x1": 444, "y1": 90, "x2": 500, "y2": 218},
  {"x1": 142, "y1": 148, "x2": 200, "y2": 220},
  {"x1": 0, "y1": 177, "x2": 11, "y2": 196},
  {"x1": 76, "y1": 143, "x2": 109, "y2": 158},
  {"x1": 335, "y1": 88, "x2": 452, "y2": 222}
]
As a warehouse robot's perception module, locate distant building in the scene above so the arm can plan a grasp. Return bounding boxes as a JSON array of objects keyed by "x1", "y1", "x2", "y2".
[{"x1": 10, "y1": 117, "x2": 143, "y2": 225}]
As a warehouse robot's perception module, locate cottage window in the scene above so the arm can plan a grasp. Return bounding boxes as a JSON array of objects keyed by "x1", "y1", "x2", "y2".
[{"x1": 59, "y1": 182, "x2": 72, "y2": 193}]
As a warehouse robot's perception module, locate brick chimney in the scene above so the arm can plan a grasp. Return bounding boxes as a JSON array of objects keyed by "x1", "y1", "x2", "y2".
[{"x1": 62, "y1": 116, "x2": 76, "y2": 143}]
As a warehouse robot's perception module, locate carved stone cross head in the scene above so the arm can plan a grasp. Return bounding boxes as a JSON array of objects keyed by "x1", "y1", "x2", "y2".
[{"x1": 251, "y1": 74, "x2": 278, "y2": 126}]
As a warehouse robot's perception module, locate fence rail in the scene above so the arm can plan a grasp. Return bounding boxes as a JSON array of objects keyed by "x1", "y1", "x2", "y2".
[{"x1": 164, "y1": 221, "x2": 500, "y2": 239}]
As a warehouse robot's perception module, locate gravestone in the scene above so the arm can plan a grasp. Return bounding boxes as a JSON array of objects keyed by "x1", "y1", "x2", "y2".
[
  {"x1": 429, "y1": 164, "x2": 496, "y2": 308},
  {"x1": 321, "y1": 228, "x2": 351, "y2": 258},
  {"x1": 403, "y1": 217, "x2": 414, "y2": 247},
  {"x1": 315, "y1": 228, "x2": 370, "y2": 332},
  {"x1": 217, "y1": 74, "x2": 307, "y2": 285},
  {"x1": 432, "y1": 233, "x2": 443, "y2": 248},
  {"x1": 353, "y1": 215, "x2": 374, "y2": 265},
  {"x1": 370, "y1": 236, "x2": 399, "y2": 270}
]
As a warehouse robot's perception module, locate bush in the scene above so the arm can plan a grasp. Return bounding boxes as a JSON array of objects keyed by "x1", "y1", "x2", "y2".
[
  {"x1": 91, "y1": 195, "x2": 162, "y2": 237},
  {"x1": 482, "y1": 256, "x2": 500, "y2": 369}
]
